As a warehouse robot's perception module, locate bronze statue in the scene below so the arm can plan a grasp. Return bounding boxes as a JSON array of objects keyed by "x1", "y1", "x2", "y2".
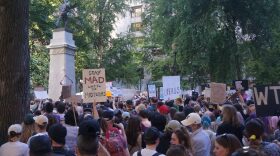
[{"x1": 56, "y1": 0, "x2": 76, "y2": 28}]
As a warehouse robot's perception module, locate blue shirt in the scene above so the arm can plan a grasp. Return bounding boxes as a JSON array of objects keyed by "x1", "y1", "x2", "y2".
[{"x1": 191, "y1": 127, "x2": 211, "y2": 156}]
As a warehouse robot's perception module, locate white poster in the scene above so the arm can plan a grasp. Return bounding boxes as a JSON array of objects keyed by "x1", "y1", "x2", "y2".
[
  {"x1": 148, "y1": 84, "x2": 157, "y2": 98},
  {"x1": 162, "y1": 76, "x2": 181, "y2": 100},
  {"x1": 160, "y1": 87, "x2": 164, "y2": 99},
  {"x1": 34, "y1": 91, "x2": 48, "y2": 100}
]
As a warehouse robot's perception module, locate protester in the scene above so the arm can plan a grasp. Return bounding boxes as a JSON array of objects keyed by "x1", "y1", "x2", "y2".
[
  {"x1": 48, "y1": 123, "x2": 75, "y2": 156},
  {"x1": 216, "y1": 105, "x2": 244, "y2": 143},
  {"x1": 56, "y1": 101, "x2": 66, "y2": 124},
  {"x1": 174, "y1": 98, "x2": 184, "y2": 112},
  {"x1": 126, "y1": 116, "x2": 142, "y2": 155},
  {"x1": 99, "y1": 109, "x2": 130, "y2": 156},
  {"x1": 76, "y1": 119, "x2": 109, "y2": 156},
  {"x1": 27, "y1": 115, "x2": 49, "y2": 145},
  {"x1": 166, "y1": 145, "x2": 191, "y2": 156},
  {"x1": 157, "y1": 120, "x2": 182, "y2": 154},
  {"x1": 139, "y1": 109, "x2": 151, "y2": 132},
  {"x1": 0, "y1": 124, "x2": 29, "y2": 156},
  {"x1": 20, "y1": 113, "x2": 36, "y2": 143},
  {"x1": 29, "y1": 135, "x2": 52, "y2": 156},
  {"x1": 171, "y1": 127, "x2": 193, "y2": 155},
  {"x1": 231, "y1": 147, "x2": 267, "y2": 156},
  {"x1": 181, "y1": 113, "x2": 211, "y2": 156},
  {"x1": 64, "y1": 109, "x2": 79, "y2": 152},
  {"x1": 133, "y1": 127, "x2": 165, "y2": 156},
  {"x1": 147, "y1": 97, "x2": 158, "y2": 112},
  {"x1": 244, "y1": 118, "x2": 280, "y2": 156},
  {"x1": 213, "y1": 134, "x2": 242, "y2": 156},
  {"x1": 43, "y1": 102, "x2": 60, "y2": 131}
]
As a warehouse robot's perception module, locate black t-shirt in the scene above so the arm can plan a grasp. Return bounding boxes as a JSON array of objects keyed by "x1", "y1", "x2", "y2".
[{"x1": 216, "y1": 123, "x2": 244, "y2": 143}]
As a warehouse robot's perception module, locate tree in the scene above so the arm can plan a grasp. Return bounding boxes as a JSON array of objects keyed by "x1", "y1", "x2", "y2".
[{"x1": 0, "y1": 0, "x2": 30, "y2": 144}]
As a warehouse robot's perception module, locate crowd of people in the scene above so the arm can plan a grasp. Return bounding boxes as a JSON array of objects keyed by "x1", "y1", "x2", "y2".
[{"x1": 1, "y1": 91, "x2": 280, "y2": 156}]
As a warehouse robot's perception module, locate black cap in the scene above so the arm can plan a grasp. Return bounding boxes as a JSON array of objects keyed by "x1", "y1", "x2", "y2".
[
  {"x1": 144, "y1": 127, "x2": 160, "y2": 142},
  {"x1": 24, "y1": 113, "x2": 35, "y2": 125},
  {"x1": 48, "y1": 124, "x2": 67, "y2": 145},
  {"x1": 29, "y1": 135, "x2": 52, "y2": 154},
  {"x1": 126, "y1": 100, "x2": 133, "y2": 105},
  {"x1": 102, "y1": 110, "x2": 114, "y2": 120},
  {"x1": 78, "y1": 119, "x2": 100, "y2": 138}
]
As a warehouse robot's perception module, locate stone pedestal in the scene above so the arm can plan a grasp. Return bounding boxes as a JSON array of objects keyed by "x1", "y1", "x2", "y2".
[{"x1": 47, "y1": 28, "x2": 76, "y2": 101}]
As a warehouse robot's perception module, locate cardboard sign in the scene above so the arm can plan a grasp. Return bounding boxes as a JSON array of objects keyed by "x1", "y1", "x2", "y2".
[
  {"x1": 62, "y1": 85, "x2": 72, "y2": 99},
  {"x1": 34, "y1": 91, "x2": 48, "y2": 100},
  {"x1": 233, "y1": 80, "x2": 249, "y2": 91},
  {"x1": 253, "y1": 85, "x2": 280, "y2": 117},
  {"x1": 210, "y1": 83, "x2": 226, "y2": 104},
  {"x1": 148, "y1": 84, "x2": 157, "y2": 98},
  {"x1": 83, "y1": 69, "x2": 106, "y2": 103},
  {"x1": 162, "y1": 76, "x2": 181, "y2": 100}
]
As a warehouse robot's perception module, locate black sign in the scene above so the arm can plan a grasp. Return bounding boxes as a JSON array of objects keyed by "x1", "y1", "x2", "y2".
[
  {"x1": 233, "y1": 80, "x2": 249, "y2": 91},
  {"x1": 253, "y1": 85, "x2": 280, "y2": 117}
]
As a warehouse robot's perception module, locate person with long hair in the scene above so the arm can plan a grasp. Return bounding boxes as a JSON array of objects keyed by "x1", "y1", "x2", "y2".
[
  {"x1": 213, "y1": 133, "x2": 242, "y2": 156},
  {"x1": 170, "y1": 127, "x2": 193, "y2": 155},
  {"x1": 244, "y1": 118, "x2": 280, "y2": 156},
  {"x1": 167, "y1": 145, "x2": 191, "y2": 156},
  {"x1": 126, "y1": 116, "x2": 142, "y2": 155},
  {"x1": 216, "y1": 105, "x2": 244, "y2": 142},
  {"x1": 20, "y1": 114, "x2": 36, "y2": 143}
]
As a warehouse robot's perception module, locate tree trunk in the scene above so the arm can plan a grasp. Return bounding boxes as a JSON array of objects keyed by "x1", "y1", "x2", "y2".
[{"x1": 0, "y1": 0, "x2": 29, "y2": 144}]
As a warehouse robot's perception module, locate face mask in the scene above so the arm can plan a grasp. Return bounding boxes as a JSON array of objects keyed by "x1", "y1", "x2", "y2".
[
  {"x1": 243, "y1": 109, "x2": 247, "y2": 115},
  {"x1": 242, "y1": 137, "x2": 250, "y2": 146}
]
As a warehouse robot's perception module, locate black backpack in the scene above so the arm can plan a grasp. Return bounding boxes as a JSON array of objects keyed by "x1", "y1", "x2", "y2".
[{"x1": 137, "y1": 150, "x2": 161, "y2": 156}]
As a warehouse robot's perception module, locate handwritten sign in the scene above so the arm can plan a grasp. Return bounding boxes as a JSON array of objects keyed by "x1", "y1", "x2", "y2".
[
  {"x1": 233, "y1": 80, "x2": 249, "y2": 91},
  {"x1": 253, "y1": 85, "x2": 280, "y2": 117},
  {"x1": 34, "y1": 91, "x2": 48, "y2": 100},
  {"x1": 210, "y1": 83, "x2": 226, "y2": 104},
  {"x1": 83, "y1": 69, "x2": 106, "y2": 103},
  {"x1": 162, "y1": 76, "x2": 181, "y2": 100}
]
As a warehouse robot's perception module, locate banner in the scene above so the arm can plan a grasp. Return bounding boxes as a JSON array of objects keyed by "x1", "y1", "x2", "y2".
[
  {"x1": 233, "y1": 80, "x2": 249, "y2": 91},
  {"x1": 83, "y1": 69, "x2": 106, "y2": 103},
  {"x1": 210, "y1": 82, "x2": 226, "y2": 104},
  {"x1": 253, "y1": 85, "x2": 280, "y2": 117},
  {"x1": 148, "y1": 84, "x2": 157, "y2": 98},
  {"x1": 162, "y1": 76, "x2": 181, "y2": 100}
]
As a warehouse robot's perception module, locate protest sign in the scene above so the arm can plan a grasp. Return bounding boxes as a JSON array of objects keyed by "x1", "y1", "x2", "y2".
[
  {"x1": 253, "y1": 85, "x2": 280, "y2": 117},
  {"x1": 148, "y1": 84, "x2": 157, "y2": 98},
  {"x1": 61, "y1": 85, "x2": 71, "y2": 99},
  {"x1": 106, "y1": 82, "x2": 113, "y2": 91},
  {"x1": 162, "y1": 76, "x2": 181, "y2": 100},
  {"x1": 34, "y1": 91, "x2": 48, "y2": 100},
  {"x1": 210, "y1": 83, "x2": 226, "y2": 104},
  {"x1": 159, "y1": 87, "x2": 164, "y2": 99},
  {"x1": 83, "y1": 69, "x2": 106, "y2": 103},
  {"x1": 202, "y1": 88, "x2": 211, "y2": 98},
  {"x1": 233, "y1": 80, "x2": 249, "y2": 91}
]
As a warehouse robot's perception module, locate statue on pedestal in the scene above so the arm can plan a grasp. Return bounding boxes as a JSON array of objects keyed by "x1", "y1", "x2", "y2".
[{"x1": 55, "y1": 0, "x2": 77, "y2": 28}]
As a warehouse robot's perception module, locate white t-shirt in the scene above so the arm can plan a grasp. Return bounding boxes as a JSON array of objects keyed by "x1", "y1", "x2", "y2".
[
  {"x1": 0, "y1": 141, "x2": 29, "y2": 156},
  {"x1": 132, "y1": 148, "x2": 165, "y2": 156}
]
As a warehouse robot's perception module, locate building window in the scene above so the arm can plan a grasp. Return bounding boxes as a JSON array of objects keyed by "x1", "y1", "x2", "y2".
[
  {"x1": 131, "y1": 6, "x2": 142, "y2": 18},
  {"x1": 131, "y1": 22, "x2": 143, "y2": 32}
]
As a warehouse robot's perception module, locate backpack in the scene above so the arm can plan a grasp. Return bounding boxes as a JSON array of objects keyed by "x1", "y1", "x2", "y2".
[
  {"x1": 137, "y1": 150, "x2": 161, "y2": 156},
  {"x1": 101, "y1": 127, "x2": 127, "y2": 156}
]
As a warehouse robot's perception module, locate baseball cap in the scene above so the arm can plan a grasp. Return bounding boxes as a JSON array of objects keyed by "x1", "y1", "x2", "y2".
[
  {"x1": 165, "y1": 120, "x2": 181, "y2": 132},
  {"x1": 29, "y1": 135, "x2": 52, "y2": 154},
  {"x1": 8, "y1": 124, "x2": 22, "y2": 136},
  {"x1": 78, "y1": 119, "x2": 100, "y2": 138},
  {"x1": 102, "y1": 110, "x2": 114, "y2": 120},
  {"x1": 158, "y1": 105, "x2": 170, "y2": 114},
  {"x1": 33, "y1": 115, "x2": 48, "y2": 126},
  {"x1": 122, "y1": 112, "x2": 130, "y2": 119},
  {"x1": 181, "y1": 113, "x2": 201, "y2": 126},
  {"x1": 48, "y1": 124, "x2": 67, "y2": 145},
  {"x1": 24, "y1": 113, "x2": 35, "y2": 125}
]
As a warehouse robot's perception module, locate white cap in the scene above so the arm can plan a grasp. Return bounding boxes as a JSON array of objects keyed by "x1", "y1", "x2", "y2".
[
  {"x1": 33, "y1": 115, "x2": 48, "y2": 126},
  {"x1": 181, "y1": 113, "x2": 201, "y2": 126},
  {"x1": 8, "y1": 124, "x2": 22, "y2": 135},
  {"x1": 122, "y1": 112, "x2": 130, "y2": 119}
]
